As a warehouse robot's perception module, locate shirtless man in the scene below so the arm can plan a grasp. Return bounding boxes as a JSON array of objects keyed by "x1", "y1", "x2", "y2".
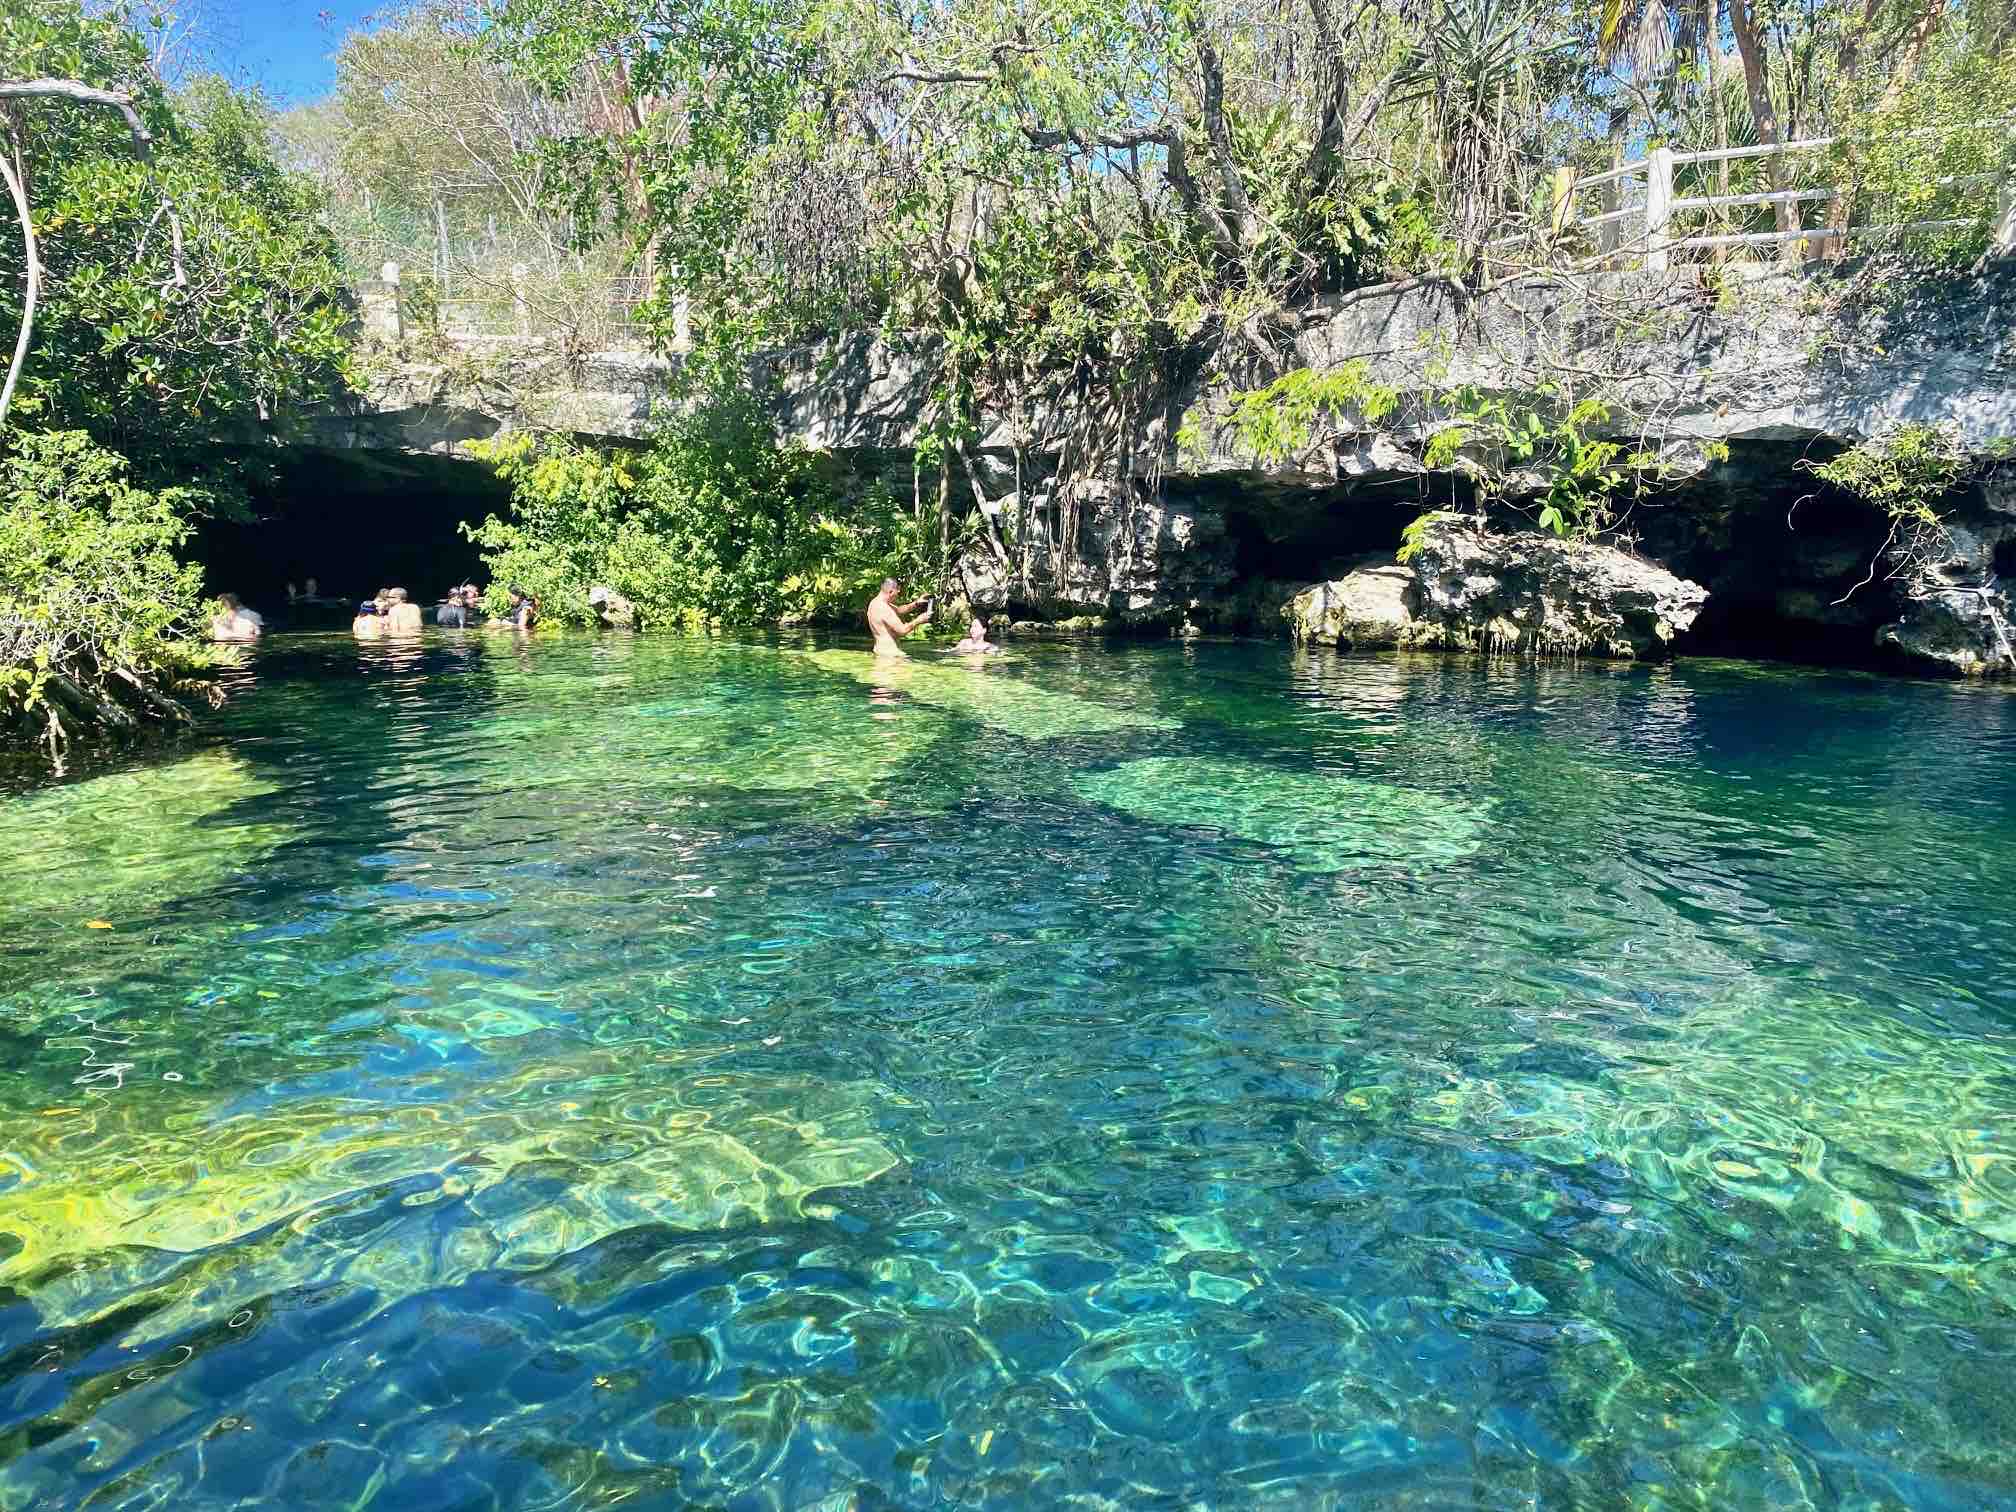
[
  {"x1": 865, "y1": 579, "x2": 931, "y2": 657},
  {"x1": 384, "y1": 587, "x2": 424, "y2": 635}
]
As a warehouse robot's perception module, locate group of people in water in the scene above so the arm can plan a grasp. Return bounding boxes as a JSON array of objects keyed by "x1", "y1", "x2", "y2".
[
  {"x1": 867, "y1": 578, "x2": 998, "y2": 658},
  {"x1": 209, "y1": 581, "x2": 539, "y2": 641},
  {"x1": 214, "y1": 573, "x2": 994, "y2": 655},
  {"x1": 352, "y1": 583, "x2": 537, "y2": 637}
]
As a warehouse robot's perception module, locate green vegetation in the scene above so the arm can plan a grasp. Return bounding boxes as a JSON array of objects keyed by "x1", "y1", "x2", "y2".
[
  {"x1": 0, "y1": 430, "x2": 226, "y2": 763},
  {"x1": 1, "y1": 2, "x2": 352, "y2": 766},
  {"x1": 1802, "y1": 421, "x2": 1972, "y2": 526},
  {"x1": 464, "y1": 396, "x2": 930, "y2": 629},
  {"x1": 3, "y1": 0, "x2": 2014, "y2": 767}
]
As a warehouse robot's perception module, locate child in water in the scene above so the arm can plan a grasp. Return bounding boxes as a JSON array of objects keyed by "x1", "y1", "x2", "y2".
[{"x1": 952, "y1": 617, "x2": 999, "y2": 655}]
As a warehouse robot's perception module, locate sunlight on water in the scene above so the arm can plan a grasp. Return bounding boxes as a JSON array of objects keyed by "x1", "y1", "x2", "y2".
[
  {"x1": 2, "y1": 633, "x2": 2013, "y2": 1509},
  {"x1": 1072, "y1": 754, "x2": 1491, "y2": 872}
]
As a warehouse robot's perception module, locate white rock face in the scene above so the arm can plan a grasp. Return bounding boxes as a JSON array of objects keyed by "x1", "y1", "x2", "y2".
[
  {"x1": 1288, "y1": 522, "x2": 1709, "y2": 660},
  {"x1": 1285, "y1": 564, "x2": 1416, "y2": 648}
]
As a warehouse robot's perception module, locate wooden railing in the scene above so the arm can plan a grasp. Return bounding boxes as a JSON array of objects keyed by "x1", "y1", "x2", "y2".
[{"x1": 1492, "y1": 121, "x2": 2016, "y2": 270}]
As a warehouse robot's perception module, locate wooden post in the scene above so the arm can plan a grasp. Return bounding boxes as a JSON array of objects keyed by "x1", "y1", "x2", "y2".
[
  {"x1": 1550, "y1": 165, "x2": 1578, "y2": 238},
  {"x1": 1993, "y1": 176, "x2": 2016, "y2": 259},
  {"x1": 381, "y1": 260, "x2": 403, "y2": 344},
  {"x1": 1646, "y1": 147, "x2": 1675, "y2": 272}
]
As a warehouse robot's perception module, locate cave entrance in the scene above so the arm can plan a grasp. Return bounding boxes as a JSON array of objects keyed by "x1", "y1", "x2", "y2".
[
  {"x1": 1197, "y1": 473, "x2": 1451, "y2": 584},
  {"x1": 192, "y1": 446, "x2": 509, "y2": 625}
]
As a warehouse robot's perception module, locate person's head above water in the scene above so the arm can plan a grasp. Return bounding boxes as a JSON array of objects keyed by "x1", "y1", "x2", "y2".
[
  {"x1": 218, "y1": 593, "x2": 242, "y2": 613},
  {"x1": 969, "y1": 617, "x2": 986, "y2": 640},
  {"x1": 388, "y1": 587, "x2": 409, "y2": 604}
]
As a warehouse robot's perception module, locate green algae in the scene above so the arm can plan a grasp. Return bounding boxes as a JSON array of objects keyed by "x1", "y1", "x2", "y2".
[
  {"x1": 805, "y1": 649, "x2": 1180, "y2": 739},
  {"x1": 1071, "y1": 754, "x2": 1491, "y2": 871},
  {"x1": 0, "y1": 1048, "x2": 901, "y2": 1337},
  {"x1": 0, "y1": 751, "x2": 290, "y2": 936}
]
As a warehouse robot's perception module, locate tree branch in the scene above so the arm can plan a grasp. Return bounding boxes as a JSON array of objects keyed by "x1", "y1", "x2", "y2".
[{"x1": 0, "y1": 79, "x2": 154, "y2": 157}]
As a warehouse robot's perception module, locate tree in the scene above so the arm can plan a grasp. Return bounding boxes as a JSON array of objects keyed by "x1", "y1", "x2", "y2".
[{"x1": 2, "y1": 3, "x2": 352, "y2": 497}]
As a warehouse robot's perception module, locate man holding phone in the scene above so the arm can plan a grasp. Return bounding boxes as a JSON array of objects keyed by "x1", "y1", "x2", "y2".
[{"x1": 866, "y1": 578, "x2": 932, "y2": 657}]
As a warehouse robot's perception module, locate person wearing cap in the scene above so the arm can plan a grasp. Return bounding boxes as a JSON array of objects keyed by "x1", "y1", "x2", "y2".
[
  {"x1": 352, "y1": 598, "x2": 383, "y2": 638},
  {"x1": 865, "y1": 578, "x2": 931, "y2": 658}
]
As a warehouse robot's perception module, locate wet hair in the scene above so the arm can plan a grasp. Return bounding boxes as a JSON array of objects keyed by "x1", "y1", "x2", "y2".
[
  {"x1": 507, "y1": 584, "x2": 529, "y2": 603},
  {"x1": 389, "y1": 587, "x2": 409, "y2": 604},
  {"x1": 218, "y1": 593, "x2": 241, "y2": 612}
]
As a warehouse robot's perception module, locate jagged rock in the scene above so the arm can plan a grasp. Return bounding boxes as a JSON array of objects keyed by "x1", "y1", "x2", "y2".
[
  {"x1": 1409, "y1": 524, "x2": 1709, "y2": 657},
  {"x1": 1289, "y1": 524, "x2": 1708, "y2": 660},
  {"x1": 1877, "y1": 513, "x2": 2016, "y2": 676},
  {"x1": 1284, "y1": 562, "x2": 1417, "y2": 648}
]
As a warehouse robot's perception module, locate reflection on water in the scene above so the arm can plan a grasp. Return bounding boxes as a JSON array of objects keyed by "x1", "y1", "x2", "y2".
[{"x1": 2, "y1": 632, "x2": 2014, "y2": 1508}]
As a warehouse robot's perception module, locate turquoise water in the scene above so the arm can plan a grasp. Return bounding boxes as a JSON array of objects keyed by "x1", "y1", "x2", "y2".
[{"x1": 3, "y1": 633, "x2": 2015, "y2": 1509}]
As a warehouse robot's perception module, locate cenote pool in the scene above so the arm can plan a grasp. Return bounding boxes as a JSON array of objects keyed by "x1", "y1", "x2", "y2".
[{"x1": 3, "y1": 633, "x2": 2015, "y2": 1509}]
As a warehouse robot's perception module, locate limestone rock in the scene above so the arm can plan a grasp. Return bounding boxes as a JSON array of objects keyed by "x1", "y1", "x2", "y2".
[
  {"x1": 1408, "y1": 523, "x2": 1708, "y2": 658},
  {"x1": 955, "y1": 489, "x2": 1235, "y2": 625},
  {"x1": 1289, "y1": 523, "x2": 1708, "y2": 660},
  {"x1": 1284, "y1": 562, "x2": 1417, "y2": 648},
  {"x1": 1877, "y1": 513, "x2": 2016, "y2": 676}
]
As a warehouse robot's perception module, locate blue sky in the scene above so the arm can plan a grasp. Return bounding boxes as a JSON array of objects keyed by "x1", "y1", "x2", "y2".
[{"x1": 210, "y1": 1, "x2": 381, "y2": 104}]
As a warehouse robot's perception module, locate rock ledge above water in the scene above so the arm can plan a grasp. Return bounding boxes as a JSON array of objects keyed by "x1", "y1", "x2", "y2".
[{"x1": 1287, "y1": 522, "x2": 1709, "y2": 659}]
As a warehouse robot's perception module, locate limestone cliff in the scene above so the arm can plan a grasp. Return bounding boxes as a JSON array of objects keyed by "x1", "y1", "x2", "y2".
[{"x1": 318, "y1": 263, "x2": 2016, "y2": 674}]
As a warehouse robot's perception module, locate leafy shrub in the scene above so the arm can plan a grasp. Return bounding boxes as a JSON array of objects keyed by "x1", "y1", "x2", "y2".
[
  {"x1": 1801, "y1": 423, "x2": 1971, "y2": 524},
  {"x1": 465, "y1": 395, "x2": 932, "y2": 630},
  {"x1": 0, "y1": 431, "x2": 222, "y2": 767}
]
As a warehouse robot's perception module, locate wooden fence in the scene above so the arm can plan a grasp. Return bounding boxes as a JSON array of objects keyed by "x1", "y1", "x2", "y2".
[{"x1": 1492, "y1": 122, "x2": 2016, "y2": 271}]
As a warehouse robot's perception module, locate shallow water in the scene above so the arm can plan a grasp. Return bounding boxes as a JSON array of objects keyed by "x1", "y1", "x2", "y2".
[{"x1": 4, "y1": 632, "x2": 2015, "y2": 1509}]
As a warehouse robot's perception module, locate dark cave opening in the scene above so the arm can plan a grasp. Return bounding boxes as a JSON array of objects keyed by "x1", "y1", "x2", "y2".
[
  {"x1": 192, "y1": 447, "x2": 510, "y2": 626},
  {"x1": 1197, "y1": 472, "x2": 1450, "y2": 584}
]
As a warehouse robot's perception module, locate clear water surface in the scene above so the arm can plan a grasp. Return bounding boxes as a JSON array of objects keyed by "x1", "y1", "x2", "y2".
[{"x1": 3, "y1": 632, "x2": 2014, "y2": 1510}]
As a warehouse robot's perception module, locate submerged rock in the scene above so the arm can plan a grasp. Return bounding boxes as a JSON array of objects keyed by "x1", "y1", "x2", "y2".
[
  {"x1": 1288, "y1": 522, "x2": 1709, "y2": 660},
  {"x1": 1072, "y1": 754, "x2": 1490, "y2": 872}
]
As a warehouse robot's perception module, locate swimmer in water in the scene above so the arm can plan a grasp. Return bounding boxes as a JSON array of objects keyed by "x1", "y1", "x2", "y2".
[
  {"x1": 952, "y1": 616, "x2": 998, "y2": 654},
  {"x1": 866, "y1": 578, "x2": 932, "y2": 657}
]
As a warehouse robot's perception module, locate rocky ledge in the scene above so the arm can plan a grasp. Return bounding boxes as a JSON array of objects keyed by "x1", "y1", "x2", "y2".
[{"x1": 1287, "y1": 522, "x2": 1709, "y2": 659}]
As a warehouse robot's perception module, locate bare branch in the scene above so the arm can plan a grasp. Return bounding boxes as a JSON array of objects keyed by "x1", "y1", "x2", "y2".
[{"x1": 0, "y1": 78, "x2": 154, "y2": 158}]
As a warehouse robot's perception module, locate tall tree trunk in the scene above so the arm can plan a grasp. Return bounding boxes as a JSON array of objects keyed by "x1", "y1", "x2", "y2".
[
  {"x1": 0, "y1": 121, "x2": 39, "y2": 427},
  {"x1": 1727, "y1": 0, "x2": 1798, "y2": 257},
  {"x1": 1823, "y1": 0, "x2": 1948, "y2": 256}
]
